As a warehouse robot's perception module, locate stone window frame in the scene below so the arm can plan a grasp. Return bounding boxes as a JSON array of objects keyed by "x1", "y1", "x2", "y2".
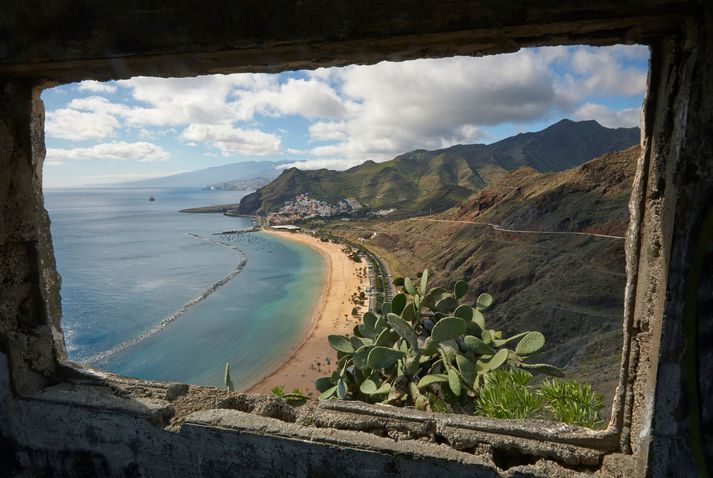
[
  {"x1": 43, "y1": 44, "x2": 650, "y2": 448},
  {"x1": 1, "y1": 2, "x2": 709, "y2": 475}
]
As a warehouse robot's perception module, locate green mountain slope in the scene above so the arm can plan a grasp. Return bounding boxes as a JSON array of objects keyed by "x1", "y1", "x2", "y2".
[
  {"x1": 237, "y1": 119, "x2": 639, "y2": 216},
  {"x1": 325, "y1": 145, "x2": 640, "y2": 408}
]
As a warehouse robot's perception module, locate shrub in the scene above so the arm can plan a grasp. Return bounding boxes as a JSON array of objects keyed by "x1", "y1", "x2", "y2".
[
  {"x1": 474, "y1": 369, "x2": 606, "y2": 429},
  {"x1": 271, "y1": 385, "x2": 309, "y2": 406},
  {"x1": 475, "y1": 369, "x2": 543, "y2": 419},
  {"x1": 539, "y1": 378, "x2": 605, "y2": 429}
]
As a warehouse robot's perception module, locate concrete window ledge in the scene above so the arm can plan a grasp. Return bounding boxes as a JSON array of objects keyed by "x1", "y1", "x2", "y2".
[
  {"x1": 3, "y1": 359, "x2": 620, "y2": 476},
  {"x1": 181, "y1": 410, "x2": 498, "y2": 477},
  {"x1": 5, "y1": 382, "x2": 610, "y2": 476},
  {"x1": 26, "y1": 382, "x2": 174, "y2": 426}
]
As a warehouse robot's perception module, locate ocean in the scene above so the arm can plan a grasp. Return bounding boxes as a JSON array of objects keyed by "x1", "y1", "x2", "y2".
[{"x1": 44, "y1": 187, "x2": 325, "y2": 389}]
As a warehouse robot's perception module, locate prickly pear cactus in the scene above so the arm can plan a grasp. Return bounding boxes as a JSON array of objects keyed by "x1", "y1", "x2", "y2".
[{"x1": 315, "y1": 269, "x2": 562, "y2": 411}]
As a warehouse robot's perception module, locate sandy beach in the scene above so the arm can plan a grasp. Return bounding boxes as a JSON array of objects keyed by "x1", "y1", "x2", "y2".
[{"x1": 243, "y1": 229, "x2": 369, "y2": 395}]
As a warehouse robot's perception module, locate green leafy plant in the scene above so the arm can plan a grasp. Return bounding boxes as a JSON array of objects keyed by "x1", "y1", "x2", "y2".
[
  {"x1": 224, "y1": 362, "x2": 234, "y2": 392},
  {"x1": 474, "y1": 369, "x2": 606, "y2": 429},
  {"x1": 271, "y1": 385, "x2": 309, "y2": 406},
  {"x1": 314, "y1": 268, "x2": 563, "y2": 411},
  {"x1": 475, "y1": 369, "x2": 543, "y2": 419},
  {"x1": 539, "y1": 378, "x2": 605, "y2": 429}
]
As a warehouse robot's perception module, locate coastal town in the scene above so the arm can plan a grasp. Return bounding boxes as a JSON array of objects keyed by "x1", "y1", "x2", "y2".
[
  {"x1": 264, "y1": 193, "x2": 399, "y2": 225},
  {"x1": 266, "y1": 193, "x2": 363, "y2": 224}
]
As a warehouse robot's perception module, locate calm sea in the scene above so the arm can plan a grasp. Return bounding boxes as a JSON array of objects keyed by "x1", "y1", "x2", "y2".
[{"x1": 44, "y1": 188, "x2": 324, "y2": 389}]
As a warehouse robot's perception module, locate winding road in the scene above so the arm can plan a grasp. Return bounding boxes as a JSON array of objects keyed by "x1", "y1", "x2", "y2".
[{"x1": 406, "y1": 217, "x2": 625, "y2": 240}]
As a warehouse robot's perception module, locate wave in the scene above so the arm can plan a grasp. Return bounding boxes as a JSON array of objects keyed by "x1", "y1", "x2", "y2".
[{"x1": 82, "y1": 233, "x2": 248, "y2": 366}]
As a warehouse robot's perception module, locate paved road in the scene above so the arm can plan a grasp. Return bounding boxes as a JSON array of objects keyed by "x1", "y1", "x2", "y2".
[
  {"x1": 407, "y1": 217, "x2": 625, "y2": 240},
  {"x1": 376, "y1": 254, "x2": 395, "y2": 302},
  {"x1": 359, "y1": 248, "x2": 395, "y2": 312}
]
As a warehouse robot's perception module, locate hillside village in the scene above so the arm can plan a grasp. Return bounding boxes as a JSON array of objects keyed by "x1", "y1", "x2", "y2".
[{"x1": 267, "y1": 193, "x2": 363, "y2": 224}]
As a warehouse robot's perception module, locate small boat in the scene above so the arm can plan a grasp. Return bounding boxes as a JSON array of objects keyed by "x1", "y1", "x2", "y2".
[{"x1": 149, "y1": 195, "x2": 155, "y2": 202}]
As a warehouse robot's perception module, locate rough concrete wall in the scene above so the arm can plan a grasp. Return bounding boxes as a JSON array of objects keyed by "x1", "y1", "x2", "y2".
[
  {"x1": 0, "y1": 1, "x2": 691, "y2": 82},
  {"x1": 696, "y1": 215, "x2": 713, "y2": 469},
  {"x1": 0, "y1": 351, "x2": 509, "y2": 478},
  {"x1": 0, "y1": 79, "x2": 65, "y2": 396},
  {"x1": 2, "y1": 352, "x2": 618, "y2": 477},
  {"x1": 643, "y1": 10, "x2": 713, "y2": 477}
]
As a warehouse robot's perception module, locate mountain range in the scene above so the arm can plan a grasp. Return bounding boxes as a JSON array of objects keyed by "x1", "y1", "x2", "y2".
[{"x1": 236, "y1": 119, "x2": 639, "y2": 216}]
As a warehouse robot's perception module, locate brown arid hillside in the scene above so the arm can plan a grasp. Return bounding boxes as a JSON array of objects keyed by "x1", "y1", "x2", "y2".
[{"x1": 324, "y1": 145, "x2": 640, "y2": 411}]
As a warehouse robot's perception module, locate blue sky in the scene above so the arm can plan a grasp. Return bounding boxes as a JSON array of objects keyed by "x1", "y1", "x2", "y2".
[{"x1": 42, "y1": 45, "x2": 649, "y2": 187}]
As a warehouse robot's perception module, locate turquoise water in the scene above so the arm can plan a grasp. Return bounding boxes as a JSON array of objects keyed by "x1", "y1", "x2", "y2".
[{"x1": 44, "y1": 188, "x2": 325, "y2": 389}]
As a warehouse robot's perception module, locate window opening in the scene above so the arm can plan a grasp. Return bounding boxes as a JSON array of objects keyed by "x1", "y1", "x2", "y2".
[{"x1": 41, "y1": 44, "x2": 649, "y2": 428}]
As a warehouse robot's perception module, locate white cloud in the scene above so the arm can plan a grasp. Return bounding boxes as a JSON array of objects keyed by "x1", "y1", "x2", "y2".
[
  {"x1": 45, "y1": 107, "x2": 119, "y2": 141},
  {"x1": 537, "y1": 46, "x2": 570, "y2": 65},
  {"x1": 569, "y1": 46, "x2": 648, "y2": 96},
  {"x1": 45, "y1": 160, "x2": 64, "y2": 166},
  {"x1": 180, "y1": 124, "x2": 281, "y2": 156},
  {"x1": 137, "y1": 128, "x2": 155, "y2": 139},
  {"x1": 235, "y1": 78, "x2": 345, "y2": 119},
  {"x1": 309, "y1": 121, "x2": 348, "y2": 141},
  {"x1": 77, "y1": 80, "x2": 117, "y2": 94},
  {"x1": 116, "y1": 74, "x2": 283, "y2": 126},
  {"x1": 309, "y1": 144, "x2": 345, "y2": 157},
  {"x1": 279, "y1": 158, "x2": 366, "y2": 171},
  {"x1": 47, "y1": 141, "x2": 170, "y2": 162},
  {"x1": 117, "y1": 74, "x2": 344, "y2": 125},
  {"x1": 573, "y1": 103, "x2": 641, "y2": 128},
  {"x1": 304, "y1": 52, "x2": 554, "y2": 163},
  {"x1": 67, "y1": 95, "x2": 131, "y2": 116}
]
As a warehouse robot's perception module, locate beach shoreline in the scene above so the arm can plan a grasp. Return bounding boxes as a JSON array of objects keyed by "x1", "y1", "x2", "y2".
[{"x1": 242, "y1": 228, "x2": 369, "y2": 395}]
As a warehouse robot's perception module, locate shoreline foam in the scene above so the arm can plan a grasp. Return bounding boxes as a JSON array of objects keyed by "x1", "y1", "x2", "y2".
[{"x1": 243, "y1": 229, "x2": 369, "y2": 394}]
